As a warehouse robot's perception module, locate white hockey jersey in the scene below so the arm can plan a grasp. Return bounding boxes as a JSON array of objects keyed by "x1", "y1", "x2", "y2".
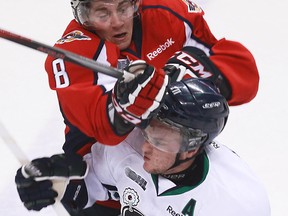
[{"x1": 84, "y1": 129, "x2": 270, "y2": 216}]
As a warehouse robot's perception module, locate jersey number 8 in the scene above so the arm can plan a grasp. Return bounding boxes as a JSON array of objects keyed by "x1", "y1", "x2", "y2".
[{"x1": 52, "y1": 58, "x2": 70, "y2": 88}]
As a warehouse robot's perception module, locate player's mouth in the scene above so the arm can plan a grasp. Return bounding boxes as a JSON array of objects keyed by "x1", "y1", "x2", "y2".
[
  {"x1": 113, "y1": 32, "x2": 127, "y2": 40},
  {"x1": 143, "y1": 155, "x2": 150, "y2": 161}
]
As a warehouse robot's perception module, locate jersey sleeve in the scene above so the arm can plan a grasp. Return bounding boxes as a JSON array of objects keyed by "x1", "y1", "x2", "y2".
[
  {"x1": 83, "y1": 151, "x2": 111, "y2": 207},
  {"x1": 178, "y1": 1, "x2": 259, "y2": 105},
  {"x1": 45, "y1": 20, "x2": 128, "y2": 152},
  {"x1": 209, "y1": 39, "x2": 259, "y2": 105},
  {"x1": 142, "y1": 0, "x2": 259, "y2": 105}
]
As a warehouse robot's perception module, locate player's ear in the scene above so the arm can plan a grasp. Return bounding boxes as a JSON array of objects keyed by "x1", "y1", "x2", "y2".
[
  {"x1": 180, "y1": 148, "x2": 199, "y2": 160},
  {"x1": 187, "y1": 149, "x2": 198, "y2": 158}
]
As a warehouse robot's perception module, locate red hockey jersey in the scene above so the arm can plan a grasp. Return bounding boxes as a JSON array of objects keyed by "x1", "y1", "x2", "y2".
[{"x1": 45, "y1": 0, "x2": 259, "y2": 152}]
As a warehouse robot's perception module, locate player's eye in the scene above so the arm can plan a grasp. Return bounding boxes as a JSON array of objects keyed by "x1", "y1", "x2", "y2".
[{"x1": 92, "y1": 9, "x2": 111, "y2": 22}]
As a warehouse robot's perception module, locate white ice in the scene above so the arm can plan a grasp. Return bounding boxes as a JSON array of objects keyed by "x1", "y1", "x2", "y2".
[{"x1": 0, "y1": 0, "x2": 287, "y2": 215}]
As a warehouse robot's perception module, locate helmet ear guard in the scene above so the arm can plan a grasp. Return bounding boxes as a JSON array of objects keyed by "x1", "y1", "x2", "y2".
[
  {"x1": 181, "y1": 128, "x2": 208, "y2": 152},
  {"x1": 70, "y1": 0, "x2": 91, "y2": 26},
  {"x1": 156, "y1": 78, "x2": 229, "y2": 152}
]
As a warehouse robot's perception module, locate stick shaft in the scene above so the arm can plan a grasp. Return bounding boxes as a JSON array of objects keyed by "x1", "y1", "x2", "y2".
[{"x1": 0, "y1": 27, "x2": 123, "y2": 79}]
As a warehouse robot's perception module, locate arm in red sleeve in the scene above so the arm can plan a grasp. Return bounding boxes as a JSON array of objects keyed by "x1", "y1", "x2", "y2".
[
  {"x1": 56, "y1": 84, "x2": 131, "y2": 146},
  {"x1": 169, "y1": 2, "x2": 259, "y2": 105},
  {"x1": 210, "y1": 38, "x2": 259, "y2": 105},
  {"x1": 44, "y1": 20, "x2": 132, "y2": 150}
]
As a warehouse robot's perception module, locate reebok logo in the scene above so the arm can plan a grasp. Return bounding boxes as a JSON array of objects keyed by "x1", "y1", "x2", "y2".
[
  {"x1": 147, "y1": 38, "x2": 175, "y2": 60},
  {"x1": 166, "y1": 205, "x2": 184, "y2": 216}
]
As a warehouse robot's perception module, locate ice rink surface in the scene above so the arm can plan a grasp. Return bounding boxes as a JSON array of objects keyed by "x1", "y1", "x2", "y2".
[{"x1": 0, "y1": 0, "x2": 287, "y2": 215}]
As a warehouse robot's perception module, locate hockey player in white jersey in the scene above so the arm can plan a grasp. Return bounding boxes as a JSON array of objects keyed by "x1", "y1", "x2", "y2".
[
  {"x1": 15, "y1": 78, "x2": 270, "y2": 215},
  {"x1": 82, "y1": 78, "x2": 270, "y2": 215}
]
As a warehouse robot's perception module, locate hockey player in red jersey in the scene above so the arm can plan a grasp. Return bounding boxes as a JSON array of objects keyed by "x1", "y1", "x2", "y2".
[
  {"x1": 44, "y1": 0, "x2": 259, "y2": 154},
  {"x1": 16, "y1": 0, "x2": 260, "y2": 215}
]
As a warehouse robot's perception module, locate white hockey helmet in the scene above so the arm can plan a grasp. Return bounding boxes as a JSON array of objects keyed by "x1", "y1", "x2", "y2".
[{"x1": 70, "y1": 0, "x2": 139, "y2": 27}]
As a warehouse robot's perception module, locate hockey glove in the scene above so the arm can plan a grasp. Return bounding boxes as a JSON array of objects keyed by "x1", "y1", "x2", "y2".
[
  {"x1": 112, "y1": 60, "x2": 169, "y2": 128},
  {"x1": 164, "y1": 46, "x2": 231, "y2": 99},
  {"x1": 15, "y1": 153, "x2": 88, "y2": 211}
]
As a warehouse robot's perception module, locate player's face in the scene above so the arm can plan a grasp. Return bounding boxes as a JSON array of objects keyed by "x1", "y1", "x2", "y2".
[
  {"x1": 87, "y1": 0, "x2": 135, "y2": 50},
  {"x1": 141, "y1": 120, "x2": 183, "y2": 174},
  {"x1": 142, "y1": 140, "x2": 178, "y2": 174}
]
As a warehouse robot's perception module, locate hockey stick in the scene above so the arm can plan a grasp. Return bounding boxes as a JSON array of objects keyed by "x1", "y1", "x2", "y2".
[
  {"x1": 0, "y1": 121, "x2": 29, "y2": 166},
  {"x1": 0, "y1": 27, "x2": 134, "y2": 80},
  {"x1": 0, "y1": 120, "x2": 70, "y2": 216}
]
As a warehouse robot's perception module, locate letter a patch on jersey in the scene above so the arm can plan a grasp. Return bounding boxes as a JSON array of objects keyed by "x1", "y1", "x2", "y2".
[
  {"x1": 56, "y1": 30, "x2": 91, "y2": 44},
  {"x1": 182, "y1": 199, "x2": 196, "y2": 216},
  {"x1": 181, "y1": 0, "x2": 202, "y2": 13}
]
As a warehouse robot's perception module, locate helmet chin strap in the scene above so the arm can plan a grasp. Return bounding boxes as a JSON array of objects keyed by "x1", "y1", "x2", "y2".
[
  {"x1": 162, "y1": 146, "x2": 203, "y2": 179},
  {"x1": 166, "y1": 153, "x2": 193, "y2": 171},
  {"x1": 161, "y1": 154, "x2": 193, "y2": 181}
]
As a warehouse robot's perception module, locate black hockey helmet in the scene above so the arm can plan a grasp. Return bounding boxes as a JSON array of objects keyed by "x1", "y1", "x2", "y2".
[{"x1": 155, "y1": 78, "x2": 229, "y2": 152}]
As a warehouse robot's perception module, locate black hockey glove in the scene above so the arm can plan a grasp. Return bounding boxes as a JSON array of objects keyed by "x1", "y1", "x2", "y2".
[
  {"x1": 15, "y1": 153, "x2": 88, "y2": 211},
  {"x1": 112, "y1": 60, "x2": 169, "y2": 128},
  {"x1": 164, "y1": 46, "x2": 231, "y2": 100}
]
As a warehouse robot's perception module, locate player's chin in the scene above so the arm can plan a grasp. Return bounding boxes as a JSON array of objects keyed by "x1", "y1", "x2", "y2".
[
  {"x1": 143, "y1": 161, "x2": 160, "y2": 174},
  {"x1": 117, "y1": 40, "x2": 131, "y2": 50},
  {"x1": 112, "y1": 34, "x2": 132, "y2": 50},
  {"x1": 143, "y1": 161, "x2": 153, "y2": 173}
]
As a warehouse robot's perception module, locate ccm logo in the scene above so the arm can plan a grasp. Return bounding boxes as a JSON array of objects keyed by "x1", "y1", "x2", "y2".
[
  {"x1": 176, "y1": 51, "x2": 213, "y2": 78},
  {"x1": 202, "y1": 102, "x2": 221, "y2": 109}
]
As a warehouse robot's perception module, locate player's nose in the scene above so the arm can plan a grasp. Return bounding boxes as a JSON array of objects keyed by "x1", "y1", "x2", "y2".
[
  {"x1": 110, "y1": 12, "x2": 124, "y2": 27},
  {"x1": 142, "y1": 140, "x2": 153, "y2": 154}
]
